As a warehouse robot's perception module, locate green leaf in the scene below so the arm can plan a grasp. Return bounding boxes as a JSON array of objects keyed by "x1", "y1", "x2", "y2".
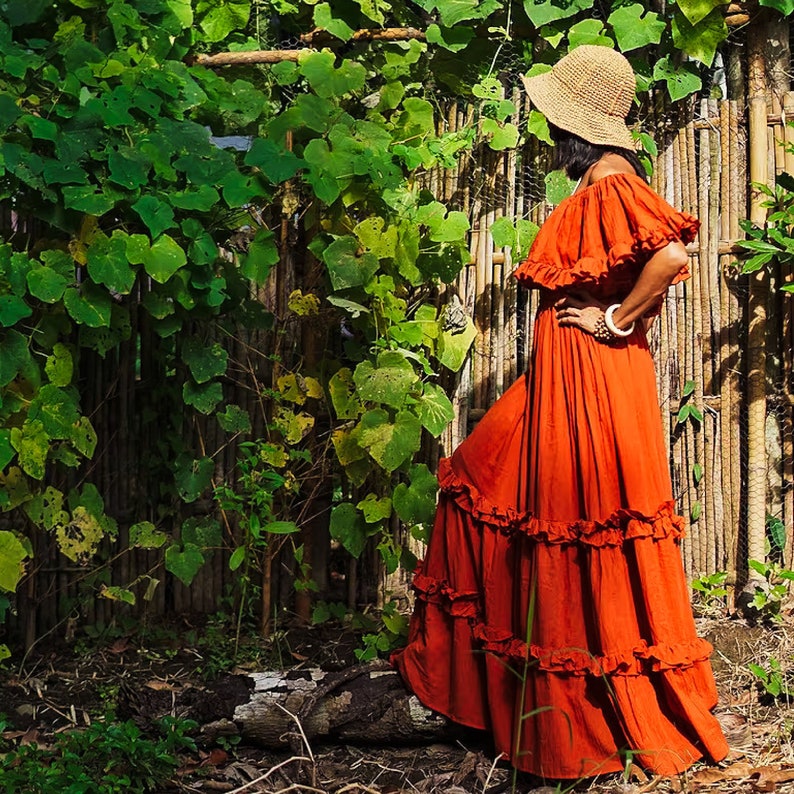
[
  {"x1": 229, "y1": 546, "x2": 246, "y2": 571},
  {"x1": 298, "y1": 51, "x2": 367, "y2": 99},
  {"x1": 217, "y1": 405, "x2": 252, "y2": 433},
  {"x1": 244, "y1": 139, "x2": 303, "y2": 183},
  {"x1": 165, "y1": 542, "x2": 205, "y2": 586},
  {"x1": 329, "y1": 502, "x2": 368, "y2": 558},
  {"x1": 313, "y1": 2, "x2": 354, "y2": 40},
  {"x1": 174, "y1": 455, "x2": 214, "y2": 502},
  {"x1": 768, "y1": 514, "x2": 786, "y2": 551},
  {"x1": 199, "y1": 0, "x2": 251, "y2": 41},
  {"x1": 357, "y1": 493, "x2": 392, "y2": 523},
  {"x1": 523, "y1": 0, "x2": 594, "y2": 27},
  {"x1": 482, "y1": 118, "x2": 519, "y2": 151},
  {"x1": 63, "y1": 283, "x2": 112, "y2": 328},
  {"x1": 354, "y1": 217, "x2": 398, "y2": 259},
  {"x1": 99, "y1": 586, "x2": 135, "y2": 605},
  {"x1": 683, "y1": 379, "x2": 696, "y2": 397},
  {"x1": 27, "y1": 265, "x2": 70, "y2": 303},
  {"x1": 426, "y1": 23, "x2": 474, "y2": 52},
  {"x1": 692, "y1": 462, "x2": 703, "y2": 485},
  {"x1": 0, "y1": 330, "x2": 31, "y2": 387},
  {"x1": 87, "y1": 233, "x2": 136, "y2": 294},
  {"x1": 169, "y1": 185, "x2": 220, "y2": 211},
  {"x1": 671, "y1": 8, "x2": 727, "y2": 67},
  {"x1": 759, "y1": 0, "x2": 794, "y2": 14},
  {"x1": 567, "y1": 19, "x2": 613, "y2": 48},
  {"x1": 45, "y1": 343, "x2": 73, "y2": 386},
  {"x1": 545, "y1": 170, "x2": 577, "y2": 205},
  {"x1": 108, "y1": 147, "x2": 151, "y2": 189},
  {"x1": 182, "y1": 337, "x2": 228, "y2": 383},
  {"x1": 415, "y1": 382, "x2": 455, "y2": 436},
  {"x1": 29, "y1": 384, "x2": 80, "y2": 439},
  {"x1": 182, "y1": 380, "x2": 223, "y2": 414},
  {"x1": 324, "y1": 236, "x2": 379, "y2": 291},
  {"x1": 263, "y1": 520, "x2": 300, "y2": 534},
  {"x1": 437, "y1": 317, "x2": 477, "y2": 372},
  {"x1": 608, "y1": 4, "x2": 665, "y2": 52},
  {"x1": 394, "y1": 98, "x2": 435, "y2": 144},
  {"x1": 142, "y1": 235, "x2": 187, "y2": 283},
  {"x1": 0, "y1": 531, "x2": 28, "y2": 592},
  {"x1": 329, "y1": 368, "x2": 362, "y2": 419},
  {"x1": 133, "y1": 196, "x2": 176, "y2": 238},
  {"x1": 353, "y1": 351, "x2": 418, "y2": 409},
  {"x1": 69, "y1": 417, "x2": 97, "y2": 458},
  {"x1": 675, "y1": 0, "x2": 728, "y2": 26},
  {"x1": 0, "y1": 295, "x2": 32, "y2": 326},
  {"x1": 526, "y1": 109, "x2": 553, "y2": 144},
  {"x1": 491, "y1": 216, "x2": 516, "y2": 249},
  {"x1": 356, "y1": 409, "x2": 422, "y2": 471},
  {"x1": 0, "y1": 430, "x2": 13, "y2": 471},
  {"x1": 62, "y1": 186, "x2": 115, "y2": 216},
  {"x1": 690, "y1": 501, "x2": 702, "y2": 521},
  {"x1": 392, "y1": 463, "x2": 438, "y2": 526},
  {"x1": 10, "y1": 420, "x2": 49, "y2": 480},
  {"x1": 130, "y1": 521, "x2": 167, "y2": 549},
  {"x1": 653, "y1": 56, "x2": 702, "y2": 102},
  {"x1": 240, "y1": 228, "x2": 279, "y2": 285}
]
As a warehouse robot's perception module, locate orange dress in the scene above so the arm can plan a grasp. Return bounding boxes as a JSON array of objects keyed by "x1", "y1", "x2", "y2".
[{"x1": 393, "y1": 173, "x2": 729, "y2": 779}]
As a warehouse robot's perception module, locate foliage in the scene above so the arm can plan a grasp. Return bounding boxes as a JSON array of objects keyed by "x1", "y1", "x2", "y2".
[
  {"x1": 691, "y1": 570, "x2": 728, "y2": 614},
  {"x1": 747, "y1": 558, "x2": 794, "y2": 623},
  {"x1": 0, "y1": 0, "x2": 743, "y2": 641},
  {"x1": 737, "y1": 168, "x2": 794, "y2": 289},
  {"x1": 749, "y1": 656, "x2": 794, "y2": 700},
  {"x1": 0, "y1": 717, "x2": 197, "y2": 794}
]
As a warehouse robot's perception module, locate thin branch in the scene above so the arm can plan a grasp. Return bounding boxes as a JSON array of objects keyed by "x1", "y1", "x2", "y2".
[{"x1": 194, "y1": 27, "x2": 427, "y2": 68}]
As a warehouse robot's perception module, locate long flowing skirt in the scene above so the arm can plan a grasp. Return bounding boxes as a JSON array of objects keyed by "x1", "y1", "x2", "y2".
[{"x1": 393, "y1": 301, "x2": 729, "y2": 779}]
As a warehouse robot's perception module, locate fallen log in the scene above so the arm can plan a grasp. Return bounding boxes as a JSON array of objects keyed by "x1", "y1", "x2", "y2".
[{"x1": 117, "y1": 662, "x2": 466, "y2": 749}]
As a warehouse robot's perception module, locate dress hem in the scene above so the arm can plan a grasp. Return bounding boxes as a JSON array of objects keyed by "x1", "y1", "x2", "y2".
[{"x1": 438, "y1": 457, "x2": 686, "y2": 547}]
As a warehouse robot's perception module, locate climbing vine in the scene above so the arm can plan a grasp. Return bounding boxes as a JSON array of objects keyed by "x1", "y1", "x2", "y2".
[{"x1": 0, "y1": 0, "x2": 766, "y2": 653}]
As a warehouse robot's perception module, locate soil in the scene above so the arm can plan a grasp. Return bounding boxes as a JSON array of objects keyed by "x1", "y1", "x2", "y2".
[{"x1": 2, "y1": 613, "x2": 794, "y2": 793}]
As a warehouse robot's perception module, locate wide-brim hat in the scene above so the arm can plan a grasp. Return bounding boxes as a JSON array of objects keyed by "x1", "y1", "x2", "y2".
[{"x1": 521, "y1": 45, "x2": 636, "y2": 151}]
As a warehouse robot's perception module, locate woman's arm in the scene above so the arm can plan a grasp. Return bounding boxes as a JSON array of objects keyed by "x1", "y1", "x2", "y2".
[{"x1": 555, "y1": 241, "x2": 689, "y2": 335}]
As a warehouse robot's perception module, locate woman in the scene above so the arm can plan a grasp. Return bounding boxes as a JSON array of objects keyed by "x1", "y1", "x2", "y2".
[{"x1": 393, "y1": 45, "x2": 729, "y2": 779}]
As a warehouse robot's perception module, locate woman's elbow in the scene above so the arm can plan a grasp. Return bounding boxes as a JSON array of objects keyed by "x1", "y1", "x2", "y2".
[{"x1": 648, "y1": 241, "x2": 689, "y2": 280}]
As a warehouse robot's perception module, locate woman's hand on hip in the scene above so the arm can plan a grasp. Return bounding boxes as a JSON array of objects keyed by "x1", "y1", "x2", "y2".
[{"x1": 554, "y1": 291, "x2": 608, "y2": 335}]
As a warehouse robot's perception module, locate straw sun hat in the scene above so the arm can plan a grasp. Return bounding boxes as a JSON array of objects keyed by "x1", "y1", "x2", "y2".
[{"x1": 521, "y1": 45, "x2": 637, "y2": 151}]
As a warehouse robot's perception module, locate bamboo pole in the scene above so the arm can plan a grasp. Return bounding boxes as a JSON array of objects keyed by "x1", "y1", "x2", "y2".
[{"x1": 745, "y1": 17, "x2": 771, "y2": 580}]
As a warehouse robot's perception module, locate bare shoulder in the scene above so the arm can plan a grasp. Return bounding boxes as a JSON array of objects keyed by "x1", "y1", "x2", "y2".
[{"x1": 588, "y1": 153, "x2": 637, "y2": 184}]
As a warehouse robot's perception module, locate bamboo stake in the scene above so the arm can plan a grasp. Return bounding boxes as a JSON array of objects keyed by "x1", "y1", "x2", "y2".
[{"x1": 745, "y1": 18, "x2": 771, "y2": 580}]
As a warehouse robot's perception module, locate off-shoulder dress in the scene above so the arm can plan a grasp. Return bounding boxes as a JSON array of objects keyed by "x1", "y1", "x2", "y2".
[{"x1": 393, "y1": 172, "x2": 729, "y2": 779}]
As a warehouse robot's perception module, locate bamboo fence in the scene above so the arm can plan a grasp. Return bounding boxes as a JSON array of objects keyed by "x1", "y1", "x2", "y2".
[{"x1": 4, "y1": 31, "x2": 794, "y2": 644}]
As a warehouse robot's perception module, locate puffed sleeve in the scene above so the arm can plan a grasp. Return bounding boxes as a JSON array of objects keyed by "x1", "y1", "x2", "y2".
[{"x1": 513, "y1": 172, "x2": 699, "y2": 296}]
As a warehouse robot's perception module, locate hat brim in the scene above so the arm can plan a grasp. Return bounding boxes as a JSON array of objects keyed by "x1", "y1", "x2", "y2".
[{"x1": 521, "y1": 70, "x2": 635, "y2": 151}]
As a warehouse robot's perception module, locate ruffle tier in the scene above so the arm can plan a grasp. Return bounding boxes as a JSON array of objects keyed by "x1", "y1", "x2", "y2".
[
  {"x1": 438, "y1": 457, "x2": 686, "y2": 547},
  {"x1": 513, "y1": 171, "x2": 699, "y2": 296},
  {"x1": 411, "y1": 564, "x2": 714, "y2": 678}
]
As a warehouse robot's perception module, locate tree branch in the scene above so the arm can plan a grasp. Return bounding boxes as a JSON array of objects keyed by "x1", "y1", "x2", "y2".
[{"x1": 194, "y1": 27, "x2": 427, "y2": 67}]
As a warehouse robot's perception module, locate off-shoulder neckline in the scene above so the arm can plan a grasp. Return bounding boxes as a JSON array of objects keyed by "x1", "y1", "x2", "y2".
[{"x1": 566, "y1": 170, "x2": 645, "y2": 202}]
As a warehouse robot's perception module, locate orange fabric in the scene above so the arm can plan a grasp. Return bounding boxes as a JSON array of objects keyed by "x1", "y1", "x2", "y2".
[{"x1": 393, "y1": 173, "x2": 729, "y2": 779}]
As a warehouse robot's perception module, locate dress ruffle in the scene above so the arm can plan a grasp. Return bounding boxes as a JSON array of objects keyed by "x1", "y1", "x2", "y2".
[
  {"x1": 513, "y1": 172, "x2": 699, "y2": 295},
  {"x1": 438, "y1": 457, "x2": 686, "y2": 547},
  {"x1": 411, "y1": 564, "x2": 714, "y2": 678}
]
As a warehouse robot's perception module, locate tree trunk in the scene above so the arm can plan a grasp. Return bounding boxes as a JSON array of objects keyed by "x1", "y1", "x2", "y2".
[{"x1": 117, "y1": 662, "x2": 463, "y2": 749}]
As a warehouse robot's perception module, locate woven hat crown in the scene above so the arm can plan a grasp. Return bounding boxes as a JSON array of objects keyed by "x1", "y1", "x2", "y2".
[{"x1": 552, "y1": 45, "x2": 635, "y2": 119}]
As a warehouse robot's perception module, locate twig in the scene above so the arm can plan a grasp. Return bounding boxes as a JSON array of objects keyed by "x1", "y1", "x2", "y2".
[
  {"x1": 481, "y1": 752, "x2": 506, "y2": 792},
  {"x1": 276, "y1": 703, "x2": 317, "y2": 786},
  {"x1": 225, "y1": 755, "x2": 311, "y2": 794}
]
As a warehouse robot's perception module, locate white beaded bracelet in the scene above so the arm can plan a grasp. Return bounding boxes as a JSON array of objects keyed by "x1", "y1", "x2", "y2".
[{"x1": 604, "y1": 304, "x2": 635, "y2": 337}]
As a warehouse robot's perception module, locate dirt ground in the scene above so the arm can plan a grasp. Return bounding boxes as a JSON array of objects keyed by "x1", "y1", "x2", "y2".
[{"x1": 2, "y1": 614, "x2": 794, "y2": 794}]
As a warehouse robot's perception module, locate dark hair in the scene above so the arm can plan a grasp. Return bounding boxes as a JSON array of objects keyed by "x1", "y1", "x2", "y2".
[{"x1": 549, "y1": 124, "x2": 647, "y2": 182}]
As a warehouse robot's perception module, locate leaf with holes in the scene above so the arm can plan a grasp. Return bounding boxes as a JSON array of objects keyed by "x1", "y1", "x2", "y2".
[
  {"x1": 415, "y1": 382, "x2": 454, "y2": 436},
  {"x1": 0, "y1": 531, "x2": 28, "y2": 592},
  {"x1": 130, "y1": 521, "x2": 167, "y2": 549},
  {"x1": 174, "y1": 455, "x2": 214, "y2": 502},
  {"x1": 353, "y1": 351, "x2": 418, "y2": 409},
  {"x1": 356, "y1": 409, "x2": 422, "y2": 471}
]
